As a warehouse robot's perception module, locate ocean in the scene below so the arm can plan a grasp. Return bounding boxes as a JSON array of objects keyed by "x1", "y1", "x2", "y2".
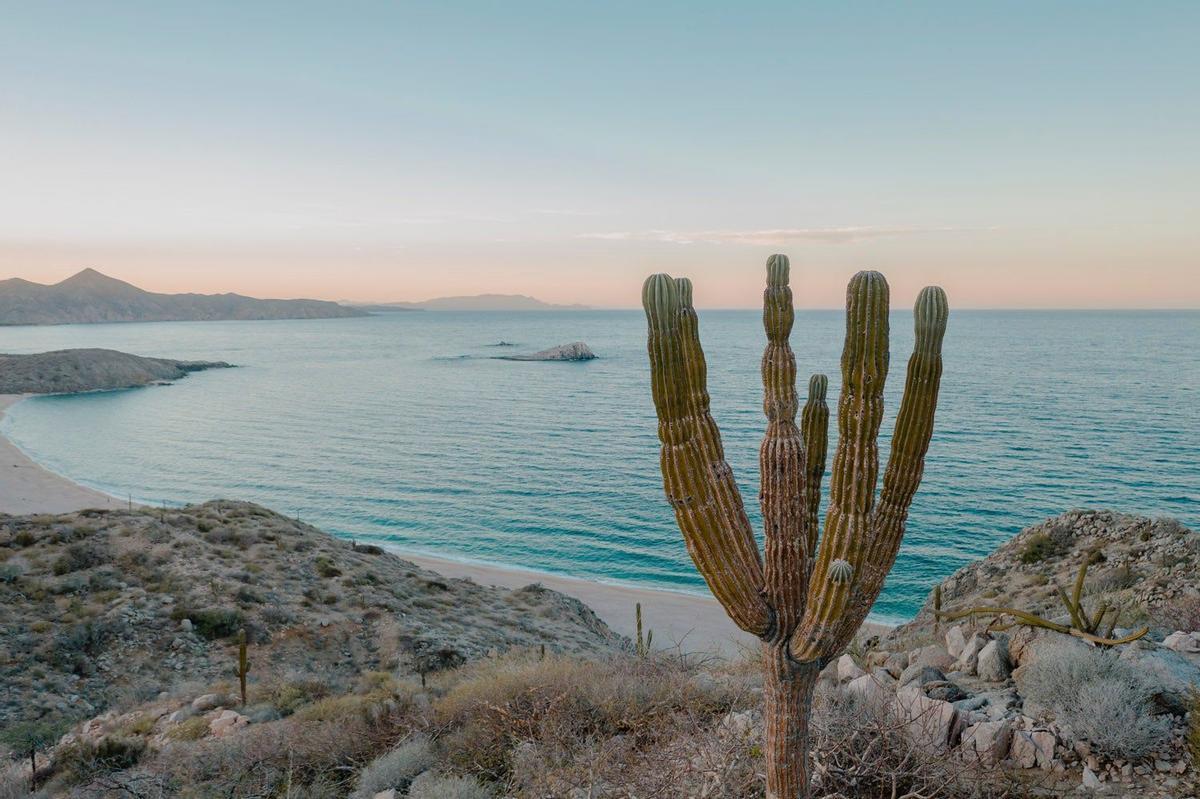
[{"x1": 2, "y1": 309, "x2": 1197, "y2": 623}]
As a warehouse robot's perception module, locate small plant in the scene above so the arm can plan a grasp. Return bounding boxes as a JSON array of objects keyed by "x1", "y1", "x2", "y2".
[
  {"x1": 166, "y1": 715, "x2": 209, "y2": 741},
  {"x1": 236, "y1": 628, "x2": 251, "y2": 706},
  {"x1": 0, "y1": 719, "x2": 66, "y2": 791},
  {"x1": 352, "y1": 736, "x2": 434, "y2": 799},
  {"x1": 170, "y1": 607, "x2": 244, "y2": 639},
  {"x1": 314, "y1": 555, "x2": 342, "y2": 578}
]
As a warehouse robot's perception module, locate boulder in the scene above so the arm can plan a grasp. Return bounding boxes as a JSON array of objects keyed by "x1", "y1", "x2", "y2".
[
  {"x1": 191, "y1": 694, "x2": 227, "y2": 712},
  {"x1": 881, "y1": 652, "x2": 908, "y2": 678},
  {"x1": 836, "y1": 654, "x2": 866, "y2": 683},
  {"x1": 846, "y1": 674, "x2": 892, "y2": 707},
  {"x1": 209, "y1": 709, "x2": 250, "y2": 738},
  {"x1": 1162, "y1": 631, "x2": 1200, "y2": 654},
  {"x1": 908, "y1": 644, "x2": 956, "y2": 672},
  {"x1": 898, "y1": 664, "x2": 946, "y2": 689},
  {"x1": 945, "y1": 625, "x2": 968, "y2": 659},
  {"x1": 1118, "y1": 640, "x2": 1200, "y2": 713},
  {"x1": 956, "y1": 633, "x2": 989, "y2": 675},
  {"x1": 1010, "y1": 729, "x2": 1055, "y2": 770},
  {"x1": 961, "y1": 719, "x2": 1013, "y2": 765},
  {"x1": 894, "y1": 686, "x2": 962, "y2": 752},
  {"x1": 374, "y1": 791, "x2": 398, "y2": 799},
  {"x1": 924, "y1": 680, "x2": 970, "y2": 702},
  {"x1": 1081, "y1": 766, "x2": 1100, "y2": 790},
  {"x1": 977, "y1": 638, "x2": 1012, "y2": 682}
]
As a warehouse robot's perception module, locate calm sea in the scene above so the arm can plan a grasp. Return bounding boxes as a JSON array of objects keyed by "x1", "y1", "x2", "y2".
[{"x1": 2, "y1": 310, "x2": 1197, "y2": 622}]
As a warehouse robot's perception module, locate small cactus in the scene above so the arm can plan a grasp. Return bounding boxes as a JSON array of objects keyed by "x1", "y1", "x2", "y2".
[
  {"x1": 235, "y1": 628, "x2": 250, "y2": 706},
  {"x1": 935, "y1": 555, "x2": 1148, "y2": 647},
  {"x1": 828, "y1": 559, "x2": 853, "y2": 584},
  {"x1": 635, "y1": 603, "x2": 654, "y2": 657}
]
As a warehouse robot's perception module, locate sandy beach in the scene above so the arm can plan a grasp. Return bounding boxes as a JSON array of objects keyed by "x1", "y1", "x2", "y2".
[
  {"x1": 0, "y1": 394, "x2": 124, "y2": 515},
  {"x1": 0, "y1": 392, "x2": 888, "y2": 653}
]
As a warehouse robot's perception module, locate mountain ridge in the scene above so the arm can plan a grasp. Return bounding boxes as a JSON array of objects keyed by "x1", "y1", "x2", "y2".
[
  {"x1": 357, "y1": 293, "x2": 590, "y2": 311},
  {"x1": 0, "y1": 269, "x2": 367, "y2": 326}
]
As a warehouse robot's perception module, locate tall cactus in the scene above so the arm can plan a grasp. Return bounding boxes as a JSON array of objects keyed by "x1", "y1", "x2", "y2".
[
  {"x1": 235, "y1": 628, "x2": 250, "y2": 707},
  {"x1": 643, "y1": 257, "x2": 948, "y2": 798}
]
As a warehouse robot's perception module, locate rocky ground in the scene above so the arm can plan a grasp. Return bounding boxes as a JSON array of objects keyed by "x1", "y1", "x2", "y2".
[
  {"x1": 0, "y1": 349, "x2": 231, "y2": 394},
  {"x1": 0, "y1": 501, "x2": 623, "y2": 728},
  {"x1": 0, "y1": 508, "x2": 1196, "y2": 798}
]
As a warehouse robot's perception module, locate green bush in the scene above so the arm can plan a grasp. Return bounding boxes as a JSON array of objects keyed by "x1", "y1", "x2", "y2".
[
  {"x1": 51, "y1": 542, "x2": 105, "y2": 575},
  {"x1": 1018, "y1": 533, "x2": 1056, "y2": 564}
]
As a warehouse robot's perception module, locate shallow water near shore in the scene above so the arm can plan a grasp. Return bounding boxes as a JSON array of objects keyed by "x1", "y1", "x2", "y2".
[{"x1": 2, "y1": 309, "x2": 1197, "y2": 623}]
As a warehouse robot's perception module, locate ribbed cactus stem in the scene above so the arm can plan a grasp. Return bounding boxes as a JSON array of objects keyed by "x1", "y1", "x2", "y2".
[
  {"x1": 761, "y1": 254, "x2": 808, "y2": 640},
  {"x1": 800, "y1": 374, "x2": 829, "y2": 557},
  {"x1": 643, "y1": 274, "x2": 771, "y2": 637},
  {"x1": 791, "y1": 271, "x2": 889, "y2": 664},
  {"x1": 236, "y1": 628, "x2": 249, "y2": 707}
]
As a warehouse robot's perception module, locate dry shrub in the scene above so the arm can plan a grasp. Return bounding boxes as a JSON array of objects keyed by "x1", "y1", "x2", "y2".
[{"x1": 432, "y1": 652, "x2": 742, "y2": 784}]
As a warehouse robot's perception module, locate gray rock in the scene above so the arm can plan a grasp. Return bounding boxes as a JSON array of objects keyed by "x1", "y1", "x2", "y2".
[
  {"x1": 977, "y1": 638, "x2": 1012, "y2": 682},
  {"x1": 923, "y1": 680, "x2": 970, "y2": 702},
  {"x1": 836, "y1": 654, "x2": 866, "y2": 683},
  {"x1": 1082, "y1": 766, "x2": 1100, "y2": 789},
  {"x1": 191, "y1": 693, "x2": 227, "y2": 712},
  {"x1": 1010, "y1": 729, "x2": 1055, "y2": 770},
  {"x1": 961, "y1": 719, "x2": 1013, "y2": 765},
  {"x1": 957, "y1": 633, "x2": 989, "y2": 675},
  {"x1": 1162, "y1": 631, "x2": 1200, "y2": 653},
  {"x1": 945, "y1": 625, "x2": 968, "y2": 659},
  {"x1": 845, "y1": 674, "x2": 892, "y2": 706},
  {"x1": 895, "y1": 686, "x2": 962, "y2": 752},
  {"x1": 899, "y1": 663, "x2": 946, "y2": 688},
  {"x1": 908, "y1": 644, "x2": 956, "y2": 671}
]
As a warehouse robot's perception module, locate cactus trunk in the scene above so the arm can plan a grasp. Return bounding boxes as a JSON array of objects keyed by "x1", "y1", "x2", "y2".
[
  {"x1": 763, "y1": 646, "x2": 818, "y2": 799},
  {"x1": 643, "y1": 257, "x2": 948, "y2": 797}
]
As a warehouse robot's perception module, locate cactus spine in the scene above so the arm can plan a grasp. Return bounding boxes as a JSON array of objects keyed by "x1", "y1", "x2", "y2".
[
  {"x1": 643, "y1": 257, "x2": 948, "y2": 798},
  {"x1": 236, "y1": 628, "x2": 250, "y2": 706}
]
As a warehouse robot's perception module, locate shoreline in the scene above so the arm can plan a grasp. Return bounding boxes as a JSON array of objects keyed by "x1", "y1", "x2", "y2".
[{"x1": 0, "y1": 392, "x2": 891, "y2": 653}]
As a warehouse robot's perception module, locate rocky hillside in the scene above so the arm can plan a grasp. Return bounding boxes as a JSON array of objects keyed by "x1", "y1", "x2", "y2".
[
  {"x1": 0, "y1": 268, "x2": 366, "y2": 325},
  {"x1": 896, "y1": 509, "x2": 1200, "y2": 638},
  {"x1": 0, "y1": 501, "x2": 623, "y2": 728},
  {"x1": 0, "y1": 349, "x2": 232, "y2": 394}
]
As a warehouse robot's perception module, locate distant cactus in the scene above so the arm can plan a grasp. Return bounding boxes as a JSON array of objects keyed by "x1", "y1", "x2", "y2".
[
  {"x1": 933, "y1": 584, "x2": 942, "y2": 632},
  {"x1": 643, "y1": 257, "x2": 948, "y2": 798},
  {"x1": 235, "y1": 628, "x2": 250, "y2": 706},
  {"x1": 635, "y1": 602, "x2": 654, "y2": 657},
  {"x1": 935, "y1": 552, "x2": 1148, "y2": 646}
]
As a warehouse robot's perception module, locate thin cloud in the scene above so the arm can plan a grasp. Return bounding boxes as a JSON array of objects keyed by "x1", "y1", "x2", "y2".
[
  {"x1": 532, "y1": 208, "x2": 604, "y2": 217},
  {"x1": 578, "y1": 226, "x2": 975, "y2": 245}
]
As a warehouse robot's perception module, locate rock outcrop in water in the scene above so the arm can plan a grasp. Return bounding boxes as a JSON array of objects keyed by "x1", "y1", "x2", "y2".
[
  {"x1": 496, "y1": 341, "x2": 596, "y2": 361},
  {"x1": 0, "y1": 349, "x2": 232, "y2": 394},
  {"x1": 0, "y1": 268, "x2": 366, "y2": 325}
]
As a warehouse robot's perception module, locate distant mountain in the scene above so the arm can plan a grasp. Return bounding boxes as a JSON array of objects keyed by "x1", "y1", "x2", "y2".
[
  {"x1": 360, "y1": 294, "x2": 590, "y2": 311},
  {"x1": 0, "y1": 269, "x2": 367, "y2": 326}
]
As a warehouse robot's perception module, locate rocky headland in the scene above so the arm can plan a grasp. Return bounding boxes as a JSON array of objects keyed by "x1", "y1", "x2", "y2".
[{"x1": 0, "y1": 349, "x2": 232, "y2": 395}]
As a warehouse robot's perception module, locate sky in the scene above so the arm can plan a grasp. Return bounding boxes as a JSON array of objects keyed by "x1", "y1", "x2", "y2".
[{"x1": 2, "y1": 2, "x2": 1197, "y2": 308}]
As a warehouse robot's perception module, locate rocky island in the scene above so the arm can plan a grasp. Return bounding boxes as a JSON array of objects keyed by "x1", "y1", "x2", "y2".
[
  {"x1": 0, "y1": 349, "x2": 232, "y2": 395},
  {"x1": 494, "y1": 341, "x2": 596, "y2": 361}
]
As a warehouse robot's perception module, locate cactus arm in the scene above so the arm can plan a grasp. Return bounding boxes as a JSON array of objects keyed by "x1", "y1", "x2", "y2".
[
  {"x1": 1054, "y1": 583, "x2": 1089, "y2": 632},
  {"x1": 832, "y1": 285, "x2": 949, "y2": 652},
  {"x1": 790, "y1": 271, "x2": 890, "y2": 664},
  {"x1": 643, "y1": 274, "x2": 772, "y2": 637},
  {"x1": 760, "y1": 255, "x2": 810, "y2": 638},
  {"x1": 800, "y1": 373, "x2": 829, "y2": 558},
  {"x1": 1072, "y1": 556, "x2": 1090, "y2": 610}
]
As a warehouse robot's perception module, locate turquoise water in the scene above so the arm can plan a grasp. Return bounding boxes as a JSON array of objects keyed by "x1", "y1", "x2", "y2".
[{"x1": 2, "y1": 310, "x2": 1197, "y2": 623}]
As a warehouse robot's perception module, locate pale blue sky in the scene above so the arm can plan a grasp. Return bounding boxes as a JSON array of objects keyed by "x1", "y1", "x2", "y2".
[{"x1": 2, "y1": 2, "x2": 1197, "y2": 306}]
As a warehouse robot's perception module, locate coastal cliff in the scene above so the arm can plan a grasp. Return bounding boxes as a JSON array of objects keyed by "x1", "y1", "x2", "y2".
[{"x1": 0, "y1": 349, "x2": 232, "y2": 395}]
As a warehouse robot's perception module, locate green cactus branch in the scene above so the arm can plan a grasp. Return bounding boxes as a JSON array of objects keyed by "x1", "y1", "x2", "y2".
[
  {"x1": 642, "y1": 256, "x2": 948, "y2": 798},
  {"x1": 934, "y1": 605, "x2": 1148, "y2": 647}
]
